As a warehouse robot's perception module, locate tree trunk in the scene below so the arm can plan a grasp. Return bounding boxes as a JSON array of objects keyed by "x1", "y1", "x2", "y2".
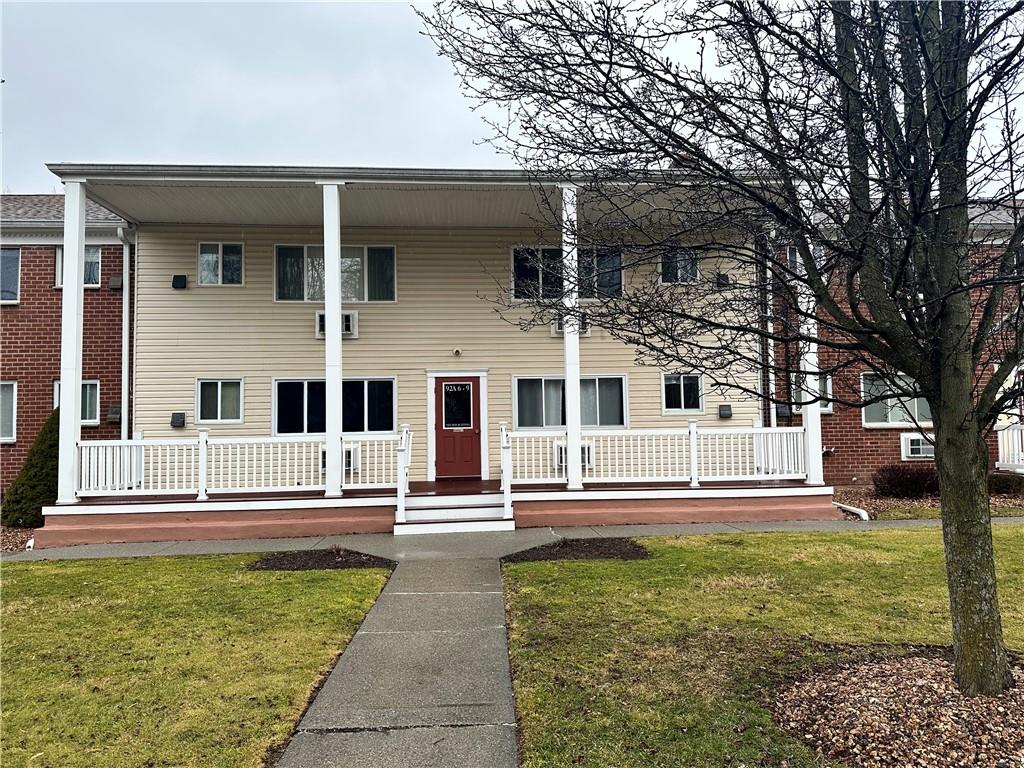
[{"x1": 934, "y1": 417, "x2": 1014, "y2": 696}]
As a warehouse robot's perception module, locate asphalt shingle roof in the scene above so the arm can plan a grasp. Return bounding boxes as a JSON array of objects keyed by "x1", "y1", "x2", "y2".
[{"x1": 1, "y1": 194, "x2": 123, "y2": 226}]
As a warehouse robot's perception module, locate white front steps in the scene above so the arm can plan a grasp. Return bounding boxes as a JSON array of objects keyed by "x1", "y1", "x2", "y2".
[{"x1": 396, "y1": 492, "x2": 511, "y2": 534}]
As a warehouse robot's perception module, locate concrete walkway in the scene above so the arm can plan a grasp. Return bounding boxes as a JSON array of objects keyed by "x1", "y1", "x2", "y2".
[
  {"x1": 277, "y1": 558, "x2": 518, "y2": 768},
  {"x1": 9, "y1": 516, "x2": 1024, "y2": 563}
]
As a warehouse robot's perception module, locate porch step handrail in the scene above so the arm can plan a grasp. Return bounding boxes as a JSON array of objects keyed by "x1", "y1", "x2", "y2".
[{"x1": 395, "y1": 424, "x2": 413, "y2": 523}]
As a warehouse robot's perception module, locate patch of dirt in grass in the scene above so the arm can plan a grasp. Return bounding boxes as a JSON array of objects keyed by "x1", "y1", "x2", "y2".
[
  {"x1": 247, "y1": 547, "x2": 395, "y2": 572},
  {"x1": 503, "y1": 537, "x2": 649, "y2": 563},
  {"x1": 1, "y1": 526, "x2": 34, "y2": 552},
  {"x1": 775, "y1": 656, "x2": 1024, "y2": 768}
]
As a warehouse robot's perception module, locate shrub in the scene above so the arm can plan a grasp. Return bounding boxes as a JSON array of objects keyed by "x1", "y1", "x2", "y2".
[
  {"x1": 990, "y1": 471, "x2": 1024, "y2": 496},
  {"x1": 1, "y1": 408, "x2": 60, "y2": 528},
  {"x1": 872, "y1": 463, "x2": 940, "y2": 499}
]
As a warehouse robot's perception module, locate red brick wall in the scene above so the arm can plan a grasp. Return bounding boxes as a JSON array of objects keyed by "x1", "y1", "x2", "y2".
[{"x1": 1, "y1": 244, "x2": 131, "y2": 498}]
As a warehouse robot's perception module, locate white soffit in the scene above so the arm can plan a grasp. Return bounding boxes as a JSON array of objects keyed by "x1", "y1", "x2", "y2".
[{"x1": 84, "y1": 180, "x2": 558, "y2": 229}]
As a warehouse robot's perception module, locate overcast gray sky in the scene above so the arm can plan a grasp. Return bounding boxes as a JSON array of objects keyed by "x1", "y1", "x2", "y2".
[{"x1": 1, "y1": 1, "x2": 510, "y2": 192}]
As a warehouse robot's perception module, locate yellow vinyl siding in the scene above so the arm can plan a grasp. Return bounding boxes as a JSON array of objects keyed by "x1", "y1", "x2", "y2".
[{"x1": 133, "y1": 225, "x2": 764, "y2": 481}]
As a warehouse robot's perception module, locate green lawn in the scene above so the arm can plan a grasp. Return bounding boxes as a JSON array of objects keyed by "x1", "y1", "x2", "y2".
[
  {"x1": 1, "y1": 555, "x2": 388, "y2": 768},
  {"x1": 504, "y1": 527, "x2": 1024, "y2": 768},
  {"x1": 875, "y1": 505, "x2": 1024, "y2": 520}
]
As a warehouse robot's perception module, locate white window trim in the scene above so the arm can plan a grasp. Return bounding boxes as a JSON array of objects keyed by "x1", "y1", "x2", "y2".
[
  {"x1": 900, "y1": 432, "x2": 936, "y2": 461},
  {"x1": 55, "y1": 245, "x2": 103, "y2": 289},
  {"x1": 661, "y1": 372, "x2": 705, "y2": 415},
  {"x1": 512, "y1": 373, "x2": 629, "y2": 430},
  {"x1": 510, "y1": 246, "x2": 625, "y2": 303},
  {"x1": 860, "y1": 372, "x2": 934, "y2": 429},
  {"x1": 197, "y1": 243, "x2": 245, "y2": 287},
  {"x1": 1, "y1": 247, "x2": 21, "y2": 304},
  {"x1": 791, "y1": 372, "x2": 834, "y2": 414},
  {"x1": 273, "y1": 244, "x2": 397, "y2": 304},
  {"x1": 0, "y1": 381, "x2": 16, "y2": 442},
  {"x1": 271, "y1": 376, "x2": 398, "y2": 436},
  {"x1": 195, "y1": 379, "x2": 244, "y2": 424},
  {"x1": 52, "y1": 379, "x2": 101, "y2": 426},
  {"x1": 441, "y1": 381, "x2": 474, "y2": 430},
  {"x1": 658, "y1": 247, "x2": 700, "y2": 286}
]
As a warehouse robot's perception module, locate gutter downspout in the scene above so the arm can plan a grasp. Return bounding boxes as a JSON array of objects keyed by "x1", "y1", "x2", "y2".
[
  {"x1": 116, "y1": 226, "x2": 134, "y2": 441},
  {"x1": 833, "y1": 501, "x2": 870, "y2": 521}
]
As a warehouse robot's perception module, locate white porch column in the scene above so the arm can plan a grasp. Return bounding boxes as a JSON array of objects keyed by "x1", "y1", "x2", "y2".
[
  {"x1": 56, "y1": 181, "x2": 88, "y2": 503},
  {"x1": 560, "y1": 183, "x2": 584, "y2": 490},
  {"x1": 799, "y1": 292, "x2": 825, "y2": 485},
  {"x1": 323, "y1": 183, "x2": 344, "y2": 497}
]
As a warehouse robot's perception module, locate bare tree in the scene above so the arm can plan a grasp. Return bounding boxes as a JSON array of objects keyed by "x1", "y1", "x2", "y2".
[{"x1": 422, "y1": 0, "x2": 1024, "y2": 695}]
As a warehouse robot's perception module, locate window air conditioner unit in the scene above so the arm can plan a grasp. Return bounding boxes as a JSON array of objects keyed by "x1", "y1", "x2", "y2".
[
  {"x1": 552, "y1": 440, "x2": 594, "y2": 470},
  {"x1": 315, "y1": 311, "x2": 358, "y2": 339},
  {"x1": 318, "y1": 443, "x2": 361, "y2": 477},
  {"x1": 551, "y1": 315, "x2": 592, "y2": 337}
]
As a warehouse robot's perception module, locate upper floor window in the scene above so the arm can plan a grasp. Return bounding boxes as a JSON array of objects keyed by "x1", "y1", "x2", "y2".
[
  {"x1": 52, "y1": 380, "x2": 100, "y2": 425},
  {"x1": 0, "y1": 382, "x2": 15, "y2": 442},
  {"x1": 660, "y1": 247, "x2": 699, "y2": 284},
  {"x1": 862, "y1": 373, "x2": 931, "y2": 427},
  {"x1": 275, "y1": 245, "x2": 395, "y2": 302},
  {"x1": 663, "y1": 373, "x2": 703, "y2": 412},
  {"x1": 1, "y1": 248, "x2": 20, "y2": 302},
  {"x1": 579, "y1": 248, "x2": 623, "y2": 299},
  {"x1": 55, "y1": 246, "x2": 101, "y2": 288},
  {"x1": 513, "y1": 247, "x2": 623, "y2": 299},
  {"x1": 198, "y1": 243, "x2": 243, "y2": 286},
  {"x1": 790, "y1": 372, "x2": 834, "y2": 414},
  {"x1": 514, "y1": 375, "x2": 625, "y2": 428}
]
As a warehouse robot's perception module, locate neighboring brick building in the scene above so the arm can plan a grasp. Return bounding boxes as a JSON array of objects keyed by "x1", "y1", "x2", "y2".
[{"x1": 1, "y1": 195, "x2": 131, "y2": 498}]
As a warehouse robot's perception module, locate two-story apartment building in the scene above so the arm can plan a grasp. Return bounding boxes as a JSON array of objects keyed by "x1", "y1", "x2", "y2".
[
  {"x1": 33, "y1": 164, "x2": 843, "y2": 547},
  {"x1": 1, "y1": 195, "x2": 131, "y2": 498}
]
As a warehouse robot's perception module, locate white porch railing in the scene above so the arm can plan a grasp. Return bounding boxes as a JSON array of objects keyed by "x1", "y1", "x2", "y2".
[
  {"x1": 997, "y1": 425, "x2": 1024, "y2": 472},
  {"x1": 500, "y1": 423, "x2": 807, "y2": 488},
  {"x1": 395, "y1": 425, "x2": 413, "y2": 523},
  {"x1": 77, "y1": 430, "x2": 409, "y2": 498}
]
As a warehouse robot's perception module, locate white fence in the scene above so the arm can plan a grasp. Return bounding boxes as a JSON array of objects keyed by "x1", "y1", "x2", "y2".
[
  {"x1": 502, "y1": 423, "x2": 807, "y2": 487},
  {"x1": 77, "y1": 430, "x2": 408, "y2": 498},
  {"x1": 997, "y1": 425, "x2": 1024, "y2": 472}
]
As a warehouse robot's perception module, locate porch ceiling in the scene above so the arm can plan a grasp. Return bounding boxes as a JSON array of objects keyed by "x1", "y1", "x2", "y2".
[{"x1": 47, "y1": 165, "x2": 561, "y2": 229}]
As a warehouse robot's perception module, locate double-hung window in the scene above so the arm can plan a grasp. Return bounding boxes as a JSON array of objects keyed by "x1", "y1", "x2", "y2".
[
  {"x1": 661, "y1": 247, "x2": 699, "y2": 284},
  {"x1": 790, "y1": 373, "x2": 833, "y2": 413},
  {"x1": 515, "y1": 375, "x2": 625, "y2": 428},
  {"x1": 663, "y1": 373, "x2": 703, "y2": 412},
  {"x1": 0, "y1": 382, "x2": 15, "y2": 442},
  {"x1": 862, "y1": 373, "x2": 932, "y2": 427},
  {"x1": 198, "y1": 243, "x2": 244, "y2": 285},
  {"x1": 52, "y1": 380, "x2": 100, "y2": 425},
  {"x1": 55, "y1": 246, "x2": 102, "y2": 288},
  {"x1": 197, "y1": 379, "x2": 242, "y2": 422},
  {"x1": 275, "y1": 378, "x2": 395, "y2": 434},
  {"x1": 1, "y1": 248, "x2": 21, "y2": 302}
]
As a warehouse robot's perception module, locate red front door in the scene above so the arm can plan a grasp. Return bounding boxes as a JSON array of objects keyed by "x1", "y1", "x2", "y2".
[{"x1": 435, "y1": 377, "x2": 481, "y2": 478}]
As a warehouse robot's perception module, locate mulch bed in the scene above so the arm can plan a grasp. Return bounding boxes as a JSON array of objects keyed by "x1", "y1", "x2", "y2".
[
  {"x1": 503, "y1": 537, "x2": 649, "y2": 563},
  {"x1": 1, "y1": 526, "x2": 34, "y2": 552},
  {"x1": 834, "y1": 487, "x2": 1024, "y2": 518},
  {"x1": 247, "y1": 547, "x2": 395, "y2": 572},
  {"x1": 775, "y1": 655, "x2": 1024, "y2": 768}
]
